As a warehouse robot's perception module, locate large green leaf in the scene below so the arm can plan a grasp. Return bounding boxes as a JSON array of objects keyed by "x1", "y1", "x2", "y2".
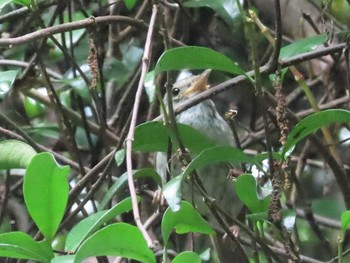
[
  {"x1": 163, "y1": 146, "x2": 255, "y2": 211},
  {"x1": 182, "y1": 146, "x2": 253, "y2": 178},
  {"x1": 0, "y1": 232, "x2": 53, "y2": 262},
  {"x1": 23, "y1": 153, "x2": 70, "y2": 242},
  {"x1": 172, "y1": 251, "x2": 202, "y2": 263},
  {"x1": 155, "y1": 46, "x2": 244, "y2": 76},
  {"x1": 0, "y1": 140, "x2": 37, "y2": 170},
  {"x1": 161, "y1": 201, "x2": 214, "y2": 246},
  {"x1": 234, "y1": 174, "x2": 270, "y2": 213},
  {"x1": 98, "y1": 168, "x2": 161, "y2": 210},
  {"x1": 184, "y1": 0, "x2": 240, "y2": 27},
  {"x1": 282, "y1": 109, "x2": 350, "y2": 157},
  {"x1": 279, "y1": 34, "x2": 328, "y2": 59},
  {"x1": 134, "y1": 121, "x2": 216, "y2": 154},
  {"x1": 0, "y1": 70, "x2": 18, "y2": 99},
  {"x1": 65, "y1": 197, "x2": 137, "y2": 252},
  {"x1": 74, "y1": 223, "x2": 156, "y2": 263}
]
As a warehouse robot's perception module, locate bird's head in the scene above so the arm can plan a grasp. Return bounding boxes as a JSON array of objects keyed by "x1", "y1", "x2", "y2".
[{"x1": 171, "y1": 69, "x2": 212, "y2": 103}]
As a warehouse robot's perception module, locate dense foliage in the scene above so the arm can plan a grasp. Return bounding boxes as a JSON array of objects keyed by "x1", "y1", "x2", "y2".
[{"x1": 0, "y1": 0, "x2": 350, "y2": 262}]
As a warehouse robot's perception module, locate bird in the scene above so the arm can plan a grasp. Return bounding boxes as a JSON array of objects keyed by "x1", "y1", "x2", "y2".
[
  {"x1": 156, "y1": 69, "x2": 241, "y2": 229},
  {"x1": 155, "y1": 69, "x2": 246, "y2": 262}
]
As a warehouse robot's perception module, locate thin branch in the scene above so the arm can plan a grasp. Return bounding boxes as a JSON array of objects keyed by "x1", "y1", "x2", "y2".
[
  {"x1": 124, "y1": 4, "x2": 158, "y2": 248},
  {"x1": 0, "y1": 16, "x2": 147, "y2": 46}
]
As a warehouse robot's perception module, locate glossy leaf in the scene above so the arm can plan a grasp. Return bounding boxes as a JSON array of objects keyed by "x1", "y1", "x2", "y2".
[
  {"x1": 114, "y1": 149, "x2": 125, "y2": 167},
  {"x1": 155, "y1": 46, "x2": 244, "y2": 76},
  {"x1": 124, "y1": 0, "x2": 138, "y2": 10},
  {"x1": 163, "y1": 175, "x2": 183, "y2": 211},
  {"x1": 66, "y1": 197, "x2": 136, "y2": 252},
  {"x1": 234, "y1": 174, "x2": 270, "y2": 213},
  {"x1": 172, "y1": 251, "x2": 202, "y2": 263},
  {"x1": 182, "y1": 146, "x2": 254, "y2": 178},
  {"x1": 0, "y1": 140, "x2": 37, "y2": 170},
  {"x1": 279, "y1": 34, "x2": 328, "y2": 59},
  {"x1": 164, "y1": 146, "x2": 256, "y2": 211},
  {"x1": 184, "y1": 0, "x2": 240, "y2": 27},
  {"x1": 99, "y1": 168, "x2": 161, "y2": 210},
  {"x1": 341, "y1": 211, "x2": 350, "y2": 234},
  {"x1": 161, "y1": 201, "x2": 214, "y2": 246},
  {"x1": 144, "y1": 70, "x2": 156, "y2": 103},
  {"x1": 134, "y1": 121, "x2": 216, "y2": 154},
  {"x1": 282, "y1": 109, "x2": 350, "y2": 157},
  {"x1": 23, "y1": 153, "x2": 70, "y2": 242},
  {"x1": 74, "y1": 223, "x2": 156, "y2": 263},
  {"x1": 0, "y1": 232, "x2": 53, "y2": 262},
  {"x1": 0, "y1": 70, "x2": 18, "y2": 99},
  {"x1": 51, "y1": 255, "x2": 75, "y2": 263},
  {"x1": 23, "y1": 96, "x2": 46, "y2": 118}
]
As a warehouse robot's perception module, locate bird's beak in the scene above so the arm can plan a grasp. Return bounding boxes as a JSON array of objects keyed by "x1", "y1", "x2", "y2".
[{"x1": 183, "y1": 69, "x2": 212, "y2": 96}]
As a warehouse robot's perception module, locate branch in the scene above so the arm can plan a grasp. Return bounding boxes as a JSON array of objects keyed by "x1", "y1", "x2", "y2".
[
  {"x1": 0, "y1": 16, "x2": 147, "y2": 46},
  {"x1": 124, "y1": 4, "x2": 158, "y2": 248}
]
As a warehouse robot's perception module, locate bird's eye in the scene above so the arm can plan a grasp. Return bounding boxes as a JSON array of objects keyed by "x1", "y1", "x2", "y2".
[{"x1": 172, "y1": 87, "x2": 180, "y2": 96}]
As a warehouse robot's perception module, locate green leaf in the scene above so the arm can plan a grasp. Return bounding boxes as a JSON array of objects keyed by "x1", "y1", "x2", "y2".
[
  {"x1": 65, "y1": 197, "x2": 136, "y2": 252},
  {"x1": 279, "y1": 34, "x2": 328, "y2": 59},
  {"x1": 330, "y1": 0, "x2": 350, "y2": 25},
  {"x1": 144, "y1": 70, "x2": 156, "y2": 103},
  {"x1": 155, "y1": 46, "x2": 244, "y2": 76},
  {"x1": 0, "y1": 232, "x2": 53, "y2": 262},
  {"x1": 114, "y1": 149, "x2": 125, "y2": 167},
  {"x1": 341, "y1": 211, "x2": 350, "y2": 234},
  {"x1": 23, "y1": 153, "x2": 70, "y2": 242},
  {"x1": 0, "y1": 140, "x2": 37, "y2": 170},
  {"x1": 161, "y1": 201, "x2": 214, "y2": 246},
  {"x1": 74, "y1": 223, "x2": 156, "y2": 263},
  {"x1": 246, "y1": 211, "x2": 269, "y2": 223},
  {"x1": 124, "y1": 0, "x2": 138, "y2": 10},
  {"x1": 163, "y1": 146, "x2": 255, "y2": 211},
  {"x1": 98, "y1": 168, "x2": 161, "y2": 210},
  {"x1": 13, "y1": 0, "x2": 30, "y2": 7},
  {"x1": 163, "y1": 175, "x2": 183, "y2": 212},
  {"x1": 182, "y1": 146, "x2": 253, "y2": 178},
  {"x1": 172, "y1": 251, "x2": 202, "y2": 263},
  {"x1": 282, "y1": 109, "x2": 350, "y2": 157},
  {"x1": 51, "y1": 255, "x2": 75, "y2": 263},
  {"x1": 23, "y1": 96, "x2": 46, "y2": 118},
  {"x1": 134, "y1": 121, "x2": 216, "y2": 154},
  {"x1": 184, "y1": 0, "x2": 240, "y2": 27},
  {"x1": 0, "y1": 70, "x2": 18, "y2": 99},
  {"x1": 234, "y1": 174, "x2": 270, "y2": 213}
]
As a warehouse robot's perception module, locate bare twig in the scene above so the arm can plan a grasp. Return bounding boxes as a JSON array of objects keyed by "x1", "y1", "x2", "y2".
[
  {"x1": 0, "y1": 16, "x2": 147, "y2": 46},
  {"x1": 124, "y1": 4, "x2": 158, "y2": 248}
]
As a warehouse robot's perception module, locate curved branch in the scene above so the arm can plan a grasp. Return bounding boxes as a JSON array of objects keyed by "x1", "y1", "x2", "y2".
[{"x1": 0, "y1": 16, "x2": 148, "y2": 46}]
